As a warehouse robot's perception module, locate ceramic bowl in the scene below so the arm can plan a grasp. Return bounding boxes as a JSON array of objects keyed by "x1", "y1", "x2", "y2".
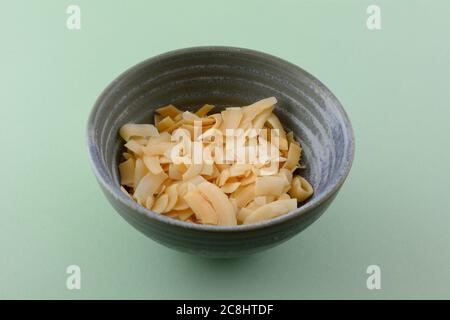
[{"x1": 86, "y1": 46, "x2": 355, "y2": 258}]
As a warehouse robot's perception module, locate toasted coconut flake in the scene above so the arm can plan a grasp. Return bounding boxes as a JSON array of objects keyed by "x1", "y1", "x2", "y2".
[
  {"x1": 180, "y1": 124, "x2": 197, "y2": 140},
  {"x1": 243, "y1": 199, "x2": 297, "y2": 224},
  {"x1": 183, "y1": 117, "x2": 215, "y2": 126},
  {"x1": 156, "y1": 116, "x2": 175, "y2": 132},
  {"x1": 182, "y1": 111, "x2": 201, "y2": 121},
  {"x1": 232, "y1": 183, "x2": 256, "y2": 208},
  {"x1": 143, "y1": 142, "x2": 174, "y2": 156},
  {"x1": 133, "y1": 138, "x2": 149, "y2": 146},
  {"x1": 119, "y1": 158, "x2": 135, "y2": 187},
  {"x1": 155, "y1": 183, "x2": 166, "y2": 195},
  {"x1": 123, "y1": 152, "x2": 133, "y2": 160},
  {"x1": 237, "y1": 207, "x2": 253, "y2": 223},
  {"x1": 255, "y1": 176, "x2": 289, "y2": 197},
  {"x1": 172, "y1": 200, "x2": 189, "y2": 212},
  {"x1": 183, "y1": 163, "x2": 203, "y2": 181},
  {"x1": 221, "y1": 182, "x2": 241, "y2": 194},
  {"x1": 278, "y1": 193, "x2": 291, "y2": 200},
  {"x1": 279, "y1": 168, "x2": 293, "y2": 184},
  {"x1": 197, "y1": 181, "x2": 237, "y2": 226},
  {"x1": 229, "y1": 198, "x2": 238, "y2": 213},
  {"x1": 125, "y1": 139, "x2": 144, "y2": 156},
  {"x1": 240, "y1": 97, "x2": 277, "y2": 129},
  {"x1": 133, "y1": 171, "x2": 167, "y2": 205},
  {"x1": 173, "y1": 182, "x2": 194, "y2": 210},
  {"x1": 165, "y1": 208, "x2": 194, "y2": 220},
  {"x1": 252, "y1": 107, "x2": 274, "y2": 130},
  {"x1": 286, "y1": 131, "x2": 296, "y2": 144},
  {"x1": 143, "y1": 156, "x2": 163, "y2": 174},
  {"x1": 178, "y1": 210, "x2": 195, "y2": 221},
  {"x1": 209, "y1": 114, "x2": 222, "y2": 129},
  {"x1": 289, "y1": 176, "x2": 314, "y2": 202},
  {"x1": 218, "y1": 169, "x2": 230, "y2": 186},
  {"x1": 265, "y1": 195, "x2": 277, "y2": 203},
  {"x1": 152, "y1": 194, "x2": 169, "y2": 213},
  {"x1": 258, "y1": 160, "x2": 279, "y2": 176},
  {"x1": 148, "y1": 131, "x2": 171, "y2": 144},
  {"x1": 119, "y1": 124, "x2": 159, "y2": 141},
  {"x1": 186, "y1": 175, "x2": 207, "y2": 186},
  {"x1": 206, "y1": 164, "x2": 220, "y2": 179},
  {"x1": 283, "y1": 142, "x2": 301, "y2": 170},
  {"x1": 168, "y1": 163, "x2": 185, "y2": 180},
  {"x1": 154, "y1": 114, "x2": 162, "y2": 126},
  {"x1": 156, "y1": 105, "x2": 182, "y2": 118},
  {"x1": 215, "y1": 163, "x2": 229, "y2": 172},
  {"x1": 253, "y1": 196, "x2": 267, "y2": 206},
  {"x1": 145, "y1": 195, "x2": 155, "y2": 209},
  {"x1": 159, "y1": 155, "x2": 172, "y2": 164},
  {"x1": 184, "y1": 189, "x2": 218, "y2": 225},
  {"x1": 200, "y1": 163, "x2": 214, "y2": 176},
  {"x1": 134, "y1": 158, "x2": 148, "y2": 188},
  {"x1": 174, "y1": 113, "x2": 182, "y2": 121},
  {"x1": 165, "y1": 119, "x2": 186, "y2": 134},
  {"x1": 229, "y1": 163, "x2": 252, "y2": 177},
  {"x1": 279, "y1": 168, "x2": 293, "y2": 193},
  {"x1": 240, "y1": 172, "x2": 257, "y2": 186},
  {"x1": 195, "y1": 104, "x2": 215, "y2": 117},
  {"x1": 220, "y1": 107, "x2": 243, "y2": 132},
  {"x1": 266, "y1": 114, "x2": 288, "y2": 150},
  {"x1": 163, "y1": 184, "x2": 178, "y2": 212}
]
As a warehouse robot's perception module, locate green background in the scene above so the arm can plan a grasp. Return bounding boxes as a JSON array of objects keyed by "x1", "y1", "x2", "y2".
[{"x1": 1, "y1": 0, "x2": 449, "y2": 299}]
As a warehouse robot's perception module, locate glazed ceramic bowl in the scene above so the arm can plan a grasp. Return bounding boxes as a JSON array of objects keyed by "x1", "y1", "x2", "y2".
[{"x1": 86, "y1": 46, "x2": 354, "y2": 258}]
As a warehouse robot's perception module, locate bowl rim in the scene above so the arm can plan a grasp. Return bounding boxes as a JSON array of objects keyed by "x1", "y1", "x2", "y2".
[{"x1": 86, "y1": 45, "x2": 355, "y2": 233}]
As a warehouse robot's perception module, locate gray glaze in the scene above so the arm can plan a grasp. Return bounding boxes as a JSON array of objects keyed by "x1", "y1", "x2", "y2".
[{"x1": 86, "y1": 46, "x2": 355, "y2": 258}]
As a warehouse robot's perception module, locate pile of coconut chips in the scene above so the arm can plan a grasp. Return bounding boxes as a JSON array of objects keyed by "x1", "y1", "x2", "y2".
[{"x1": 118, "y1": 97, "x2": 313, "y2": 226}]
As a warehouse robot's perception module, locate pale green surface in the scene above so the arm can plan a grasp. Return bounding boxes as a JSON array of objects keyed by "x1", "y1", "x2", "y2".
[{"x1": 1, "y1": 0, "x2": 449, "y2": 299}]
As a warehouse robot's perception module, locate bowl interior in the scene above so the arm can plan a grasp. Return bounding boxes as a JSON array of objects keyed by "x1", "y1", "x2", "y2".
[{"x1": 88, "y1": 47, "x2": 354, "y2": 228}]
